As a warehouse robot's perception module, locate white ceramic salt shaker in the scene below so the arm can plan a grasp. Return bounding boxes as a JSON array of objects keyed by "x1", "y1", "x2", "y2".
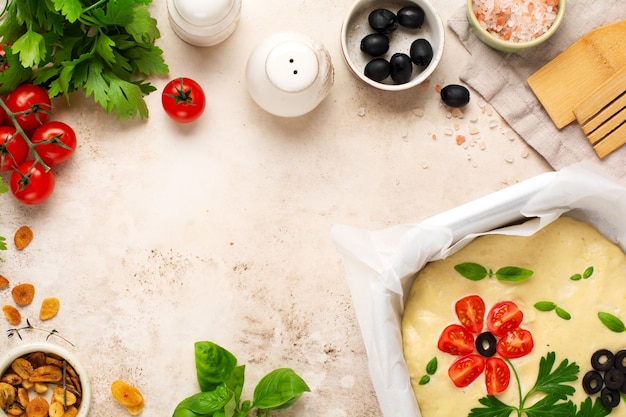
[
  {"x1": 246, "y1": 31, "x2": 334, "y2": 117},
  {"x1": 167, "y1": 0, "x2": 241, "y2": 47}
]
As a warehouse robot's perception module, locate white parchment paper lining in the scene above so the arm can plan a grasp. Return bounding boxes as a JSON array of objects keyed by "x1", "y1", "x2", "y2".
[{"x1": 331, "y1": 162, "x2": 626, "y2": 417}]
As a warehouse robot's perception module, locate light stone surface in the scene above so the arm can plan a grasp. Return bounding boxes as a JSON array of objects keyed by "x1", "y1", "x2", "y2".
[{"x1": 0, "y1": 1, "x2": 551, "y2": 416}]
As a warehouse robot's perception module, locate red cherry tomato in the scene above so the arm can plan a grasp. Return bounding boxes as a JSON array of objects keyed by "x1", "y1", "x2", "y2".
[
  {"x1": 455, "y1": 295, "x2": 486, "y2": 334},
  {"x1": 0, "y1": 100, "x2": 6, "y2": 125},
  {"x1": 438, "y1": 324, "x2": 475, "y2": 356},
  {"x1": 161, "y1": 77, "x2": 206, "y2": 123},
  {"x1": 32, "y1": 121, "x2": 77, "y2": 166},
  {"x1": 0, "y1": 126, "x2": 28, "y2": 170},
  {"x1": 10, "y1": 161, "x2": 55, "y2": 205},
  {"x1": 486, "y1": 301, "x2": 524, "y2": 337},
  {"x1": 496, "y1": 327, "x2": 534, "y2": 359},
  {"x1": 448, "y1": 354, "x2": 485, "y2": 388},
  {"x1": 4, "y1": 84, "x2": 52, "y2": 131},
  {"x1": 485, "y1": 357, "x2": 510, "y2": 394}
]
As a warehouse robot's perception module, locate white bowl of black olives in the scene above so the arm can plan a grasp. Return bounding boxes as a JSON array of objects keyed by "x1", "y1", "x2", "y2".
[{"x1": 340, "y1": 0, "x2": 444, "y2": 91}]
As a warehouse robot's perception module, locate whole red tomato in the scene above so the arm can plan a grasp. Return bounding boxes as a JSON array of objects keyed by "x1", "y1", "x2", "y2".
[
  {"x1": 162, "y1": 77, "x2": 206, "y2": 123},
  {"x1": 4, "y1": 84, "x2": 52, "y2": 131},
  {"x1": 10, "y1": 161, "x2": 55, "y2": 205},
  {"x1": 0, "y1": 126, "x2": 29, "y2": 171},
  {"x1": 32, "y1": 121, "x2": 77, "y2": 166}
]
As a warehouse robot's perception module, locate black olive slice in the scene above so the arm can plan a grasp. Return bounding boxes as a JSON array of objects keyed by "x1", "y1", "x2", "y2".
[
  {"x1": 601, "y1": 388, "x2": 621, "y2": 409},
  {"x1": 475, "y1": 332, "x2": 497, "y2": 358},
  {"x1": 592, "y1": 349, "x2": 615, "y2": 371},
  {"x1": 582, "y1": 371, "x2": 604, "y2": 395},
  {"x1": 605, "y1": 368, "x2": 625, "y2": 390},
  {"x1": 614, "y1": 349, "x2": 626, "y2": 372}
]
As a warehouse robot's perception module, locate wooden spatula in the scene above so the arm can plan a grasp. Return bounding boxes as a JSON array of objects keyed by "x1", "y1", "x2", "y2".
[
  {"x1": 527, "y1": 20, "x2": 626, "y2": 129},
  {"x1": 574, "y1": 66, "x2": 626, "y2": 158}
]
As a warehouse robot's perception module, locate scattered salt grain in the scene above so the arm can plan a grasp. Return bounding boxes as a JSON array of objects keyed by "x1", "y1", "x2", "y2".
[
  {"x1": 520, "y1": 148, "x2": 530, "y2": 158},
  {"x1": 412, "y1": 107, "x2": 425, "y2": 117},
  {"x1": 444, "y1": 128, "x2": 454, "y2": 136},
  {"x1": 504, "y1": 155, "x2": 515, "y2": 163},
  {"x1": 488, "y1": 119, "x2": 499, "y2": 129},
  {"x1": 479, "y1": 141, "x2": 487, "y2": 150},
  {"x1": 456, "y1": 135, "x2": 466, "y2": 145},
  {"x1": 357, "y1": 107, "x2": 366, "y2": 117},
  {"x1": 469, "y1": 126, "x2": 480, "y2": 135},
  {"x1": 451, "y1": 108, "x2": 464, "y2": 119},
  {"x1": 472, "y1": 0, "x2": 558, "y2": 43}
]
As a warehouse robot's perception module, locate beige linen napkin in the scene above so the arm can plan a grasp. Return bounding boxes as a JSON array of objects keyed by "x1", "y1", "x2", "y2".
[{"x1": 448, "y1": 1, "x2": 626, "y2": 184}]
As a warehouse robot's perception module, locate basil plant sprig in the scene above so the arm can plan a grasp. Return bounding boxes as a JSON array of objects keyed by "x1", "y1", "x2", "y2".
[{"x1": 173, "y1": 341, "x2": 310, "y2": 417}]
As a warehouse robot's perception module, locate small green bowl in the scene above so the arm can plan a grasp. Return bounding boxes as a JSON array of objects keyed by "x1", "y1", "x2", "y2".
[{"x1": 466, "y1": 0, "x2": 565, "y2": 53}]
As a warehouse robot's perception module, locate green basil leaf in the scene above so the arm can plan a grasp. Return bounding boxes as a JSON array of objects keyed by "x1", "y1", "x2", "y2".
[
  {"x1": 418, "y1": 375, "x2": 430, "y2": 385},
  {"x1": 534, "y1": 301, "x2": 557, "y2": 312},
  {"x1": 555, "y1": 307, "x2": 571, "y2": 320},
  {"x1": 252, "y1": 368, "x2": 310, "y2": 410},
  {"x1": 225, "y1": 365, "x2": 245, "y2": 405},
  {"x1": 174, "y1": 386, "x2": 231, "y2": 416},
  {"x1": 194, "y1": 341, "x2": 238, "y2": 392},
  {"x1": 598, "y1": 312, "x2": 626, "y2": 333},
  {"x1": 426, "y1": 356, "x2": 438, "y2": 375},
  {"x1": 454, "y1": 263, "x2": 488, "y2": 281},
  {"x1": 583, "y1": 266, "x2": 594, "y2": 279},
  {"x1": 495, "y1": 266, "x2": 533, "y2": 282},
  {"x1": 570, "y1": 273, "x2": 582, "y2": 281}
]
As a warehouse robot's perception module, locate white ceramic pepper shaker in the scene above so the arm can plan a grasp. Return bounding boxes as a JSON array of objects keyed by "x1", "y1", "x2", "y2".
[
  {"x1": 167, "y1": 0, "x2": 241, "y2": 47},
  {"x1": 246, "y1": 31, "x2": 334, "y2": 117}
]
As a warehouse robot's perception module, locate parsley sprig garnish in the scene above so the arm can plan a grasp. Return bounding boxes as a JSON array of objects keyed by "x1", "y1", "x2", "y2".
[
  {"x1": 469, "y1": 352, "x2": 610, "y2": 417},
  {"x1": 0, "y1": 0, "x2": 169, "y2": 119}
]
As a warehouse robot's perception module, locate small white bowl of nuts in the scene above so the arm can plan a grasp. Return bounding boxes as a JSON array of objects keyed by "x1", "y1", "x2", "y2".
[{"x1": 0, "y1": 342, "x2": 90, "y2": 417}]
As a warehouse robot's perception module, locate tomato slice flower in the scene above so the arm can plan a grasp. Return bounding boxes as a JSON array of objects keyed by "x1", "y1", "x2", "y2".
[{"x1": 438, "y1": 295, "x2": 533, "y2": 394}]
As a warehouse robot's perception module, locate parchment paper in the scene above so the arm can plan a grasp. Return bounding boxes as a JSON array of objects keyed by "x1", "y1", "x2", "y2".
[{"x1": 331, "y1": 162, "x2": 626, "y2": 417}]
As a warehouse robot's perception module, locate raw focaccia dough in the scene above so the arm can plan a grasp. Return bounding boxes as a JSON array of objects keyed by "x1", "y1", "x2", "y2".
[{"x1": 402, "y1": 216, "x2": 626, "y2": 417}]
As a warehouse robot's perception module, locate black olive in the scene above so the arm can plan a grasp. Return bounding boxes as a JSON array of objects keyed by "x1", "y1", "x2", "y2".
[
  {"x1": 364, "y1": 58, "x2": 390, "y2": 82},
  {"x1": 368, "y1": 9, "x2": 398, "y2": 34},
  {"x1": 410, "y1": 38, "x2": 433, "y2": 67},
  {"x1": 441, "y1": 84, "x2": 470, "y2": 108},
  {"x1": 475, "y1": 332, "x2": 497, "y2": 358},
  {"x1": 389, "y1": 53, "x2": 412, "y2": 84},
  {"x1": 583, "y1": 371, "x2": 604, "y2": 394},
  {"x1": 360, "y1": 33, "x2": 390, "y2": 57},
  {"x1": 601, "y1": 388, "x2": 621, "y2": 409},
  {"x1": 614, "y1": 350, "x2": 626, "y2": 372},
  {"x1": 592, "y1": 349, "x2": 615, "y2": 372},
  {"x1": 604, "y1": 368, "x2": 625, "y2": 390},
  {"x1": 397, "y1": 6, "x2": 425, "y2": 29}
]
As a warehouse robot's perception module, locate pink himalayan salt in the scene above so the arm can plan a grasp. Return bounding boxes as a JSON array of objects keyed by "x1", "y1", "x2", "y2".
[{"x1": 473, "y1": 0, "x2": 558, "y2": 43}]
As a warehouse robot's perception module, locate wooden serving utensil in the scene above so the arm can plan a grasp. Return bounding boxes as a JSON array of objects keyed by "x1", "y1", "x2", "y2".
[
  {"x1": 574, "y1": 66, "x2": 626, "y2": 158},
  {"x1": 527, "y1": 20, "x2": 626, "y2": 129}
]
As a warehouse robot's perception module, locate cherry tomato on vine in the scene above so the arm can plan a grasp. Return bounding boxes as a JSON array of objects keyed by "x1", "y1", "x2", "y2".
[
  {"x1": 162, "y1": 77, "x2": 206, "y2": 123},
  {"x1": 0, "y1": 126, "x2": 29, "y2": 171},
  {"x1": 10, "y1": 161, "x2": 55, "y2": 205},
  {"x1": 0, "y1": 101, "x2": 6, "y2": 126},
  {"x1": 32, "y1": 121, "x2": 77, "y2": 166},
  {"x1": 4, "y1": 84, "x2": 52, "y2": 131}
]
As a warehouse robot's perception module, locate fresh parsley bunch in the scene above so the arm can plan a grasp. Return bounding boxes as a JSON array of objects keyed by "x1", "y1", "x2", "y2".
[
  {"x1": 0, "y1": 0, "x2": 169, "y2": 119},
  {"x1": 469, "y1": 352, "x2": 611, "y2": 417},
  {"x1": 173, "y1": 341, "x2": 310, "y2": 417}
]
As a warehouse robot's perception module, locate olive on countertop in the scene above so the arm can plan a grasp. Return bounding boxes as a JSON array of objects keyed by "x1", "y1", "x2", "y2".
[
  {"x1": 397, "y1": 6, "x2": 425, "y2": 29},
  {"x1": 441, "y1": 84, "x2": 470, "y2": 107},
  {"x1": 360, "y1": 33, "x2": 390, "y2": 57},
  {"x1": 368, "y1": 9, "x2": 398, "y2": 34},
  {"x1": 389, "y1": 53, "x2": 412, "y2": 84},
  {"x1": 410, "y1": 38, "x2": 433, "y2": 67},
  {"x1": 364, "y1": 58, "x2": 390, "y2": 82}
]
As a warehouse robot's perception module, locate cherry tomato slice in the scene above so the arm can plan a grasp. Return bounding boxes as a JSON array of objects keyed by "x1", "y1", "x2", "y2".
[
  {"x1": 486, "y1": 301, "x2": 523, "y2": 337},
  {"x1": 32, "y1": 121, "x2": 77, "y2": 166},
  {"x1": 161, "y1": 77, "x2": 206, "y2": 123},
  {"x1": 438, "y1": 324, "x2": 475, "y2": 356},
  {"x1": 485, "y1": 357, "x2": 510, "y2": 394},
  {"x1": 4, "y1": 84, "x2": 52, "y2": 131},
  {"x1": 0, "y1": 126, "x2": 28, "y2": 170},
  {"x1": 448, "y1": 354, "x2": 485, "y2": 388},
  {"x1": 10, "y1": 161, "x2": 55, "y2": 205},
  {"x1": 455, "y1": 295, "x2": 486, "y2": 334},
  {"x1": 496, "y1": 327, "x2": 534, "y2": 359}
]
